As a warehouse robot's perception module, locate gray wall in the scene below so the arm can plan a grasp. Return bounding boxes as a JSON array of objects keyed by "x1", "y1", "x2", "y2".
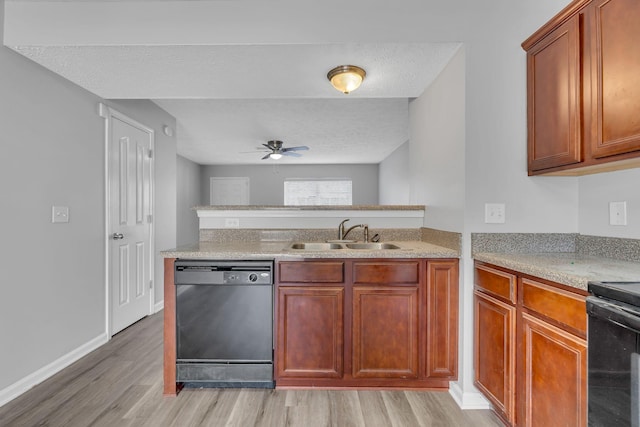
[
  {"x1": 201, "y1": 164, "x2": 379, "y2": 205},
  {"x1": 177, "y1": 155, "x2": 202, "y2": 245},
  {"x1": 1, "y1": 3, "x2": 103, "y2": 392},
  {"x1": 0, "y1": 0, "x2": 176, "y2": 396},
  {"x1": 579, "y1": 168, "x2": 640, "y2": 238},
  {"x1": 379, "y1": 141, "x2": 410, "y2": 204},
  {"x1": 409, "y1": 47, "x2": 466, "y2": 231}
]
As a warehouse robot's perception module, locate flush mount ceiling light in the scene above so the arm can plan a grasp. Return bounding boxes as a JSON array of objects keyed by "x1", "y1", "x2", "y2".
[{"x1": 327, "y1": 65, "x2": 366, "y2": 94}]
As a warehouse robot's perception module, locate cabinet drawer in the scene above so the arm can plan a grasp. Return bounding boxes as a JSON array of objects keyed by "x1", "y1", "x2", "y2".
[
  {"x1": 521, "y1": 278, "x2": 587, "y2": 336},
  {"x1": 352, "y1": 261, "x2": 420, "y2": 285},
  {"x1": 474, "y1": 263, "x2": 517, "y2": 303},
  {"x1": 278, "y1": 261, "x2": 344, "y2": 283}
]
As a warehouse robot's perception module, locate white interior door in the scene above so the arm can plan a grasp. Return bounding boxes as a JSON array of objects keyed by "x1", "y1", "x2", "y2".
[{"x1": 106, "y1": 109, "x2": 154, "y2": 335}]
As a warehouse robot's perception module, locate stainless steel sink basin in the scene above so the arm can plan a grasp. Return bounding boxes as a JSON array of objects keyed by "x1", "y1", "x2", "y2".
[
  {"x1": 288, "y1": 242, "x2": 344, "y2": 250},
  {"x1": 286, "y1": 242, "x2": 403, "y2": 251},
  {"x1": 344, "y1": 243, "x2": 401, "y2": 250}
]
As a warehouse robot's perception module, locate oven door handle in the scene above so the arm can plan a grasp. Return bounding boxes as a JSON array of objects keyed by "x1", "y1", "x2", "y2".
[{"x1": 587, "y1": 296, "x2": 640, "y2": 334}]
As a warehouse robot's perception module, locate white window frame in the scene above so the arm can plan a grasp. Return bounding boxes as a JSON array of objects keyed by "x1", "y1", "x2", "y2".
[{"x1": 284, "y1": 178, "x2": 353, "y2": 206}]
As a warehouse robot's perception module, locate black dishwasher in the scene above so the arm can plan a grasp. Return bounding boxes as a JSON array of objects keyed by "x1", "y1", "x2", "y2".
[{"x1": 175, "y1": 259, "x2": 274, "y2": 388}]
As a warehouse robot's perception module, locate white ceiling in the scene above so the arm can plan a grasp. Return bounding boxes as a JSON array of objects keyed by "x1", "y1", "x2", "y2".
[{"x1": 5, "y1": 2, "x2": 461, "y2": 165}]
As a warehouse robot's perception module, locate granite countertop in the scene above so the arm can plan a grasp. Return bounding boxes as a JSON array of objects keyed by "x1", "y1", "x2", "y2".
[
  {"x1": 474, "y1": 252, "x2": 640, "y2": 291},
  {"x1": 161, "y1": 240, "x2": 458, "y2": 260}
]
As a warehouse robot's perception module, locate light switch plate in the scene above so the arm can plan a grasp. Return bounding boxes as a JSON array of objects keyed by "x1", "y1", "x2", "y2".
[
  {"x1": 52, "y1": 206, "x2": 70, "y2": 223},
  {"x1": 609, "y1": 201, "x2": 627, "y2": 226},
  {"x1": 485, "y1": 203, "x2": 506, "y2": 224}
]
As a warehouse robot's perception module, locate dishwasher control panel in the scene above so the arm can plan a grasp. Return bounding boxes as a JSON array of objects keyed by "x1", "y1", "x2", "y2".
[
  {"x1": 175, "y1": 259, "x2": 273, "y2": 285},
  {"x1": 223, "y1": 270, "x2": 272, "y2": 285}
]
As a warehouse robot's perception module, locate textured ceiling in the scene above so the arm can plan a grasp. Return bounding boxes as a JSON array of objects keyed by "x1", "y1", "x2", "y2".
[
  {"x1": 6, "y1": 2, "x2": 461, "y2": 165},
  {"x1": 154, "y1": 98, "x2": 410, "y2": 164}
]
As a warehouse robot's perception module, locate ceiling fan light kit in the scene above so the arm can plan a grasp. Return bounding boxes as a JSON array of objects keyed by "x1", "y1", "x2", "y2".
[
  {"x1": 327, "y1": 65, "x2": 366, "y2": 94},
  {"x1": 260, "y1": 140, "x2": 309, "y2": 160}
]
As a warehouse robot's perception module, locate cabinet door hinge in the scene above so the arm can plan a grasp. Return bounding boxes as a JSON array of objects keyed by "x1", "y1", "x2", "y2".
[
  {"x1": 149, "y1": 280, "x2": 153, "y2": 289},
  {"x1": 148, "y1": 149, "x2": 153, "y2": 159},
  {"x1": 147, "y1": 214, "x2": 153, "y2": 223}
]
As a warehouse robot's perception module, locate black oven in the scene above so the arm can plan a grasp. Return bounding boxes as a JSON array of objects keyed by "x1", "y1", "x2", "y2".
[{"x1": 587, "y1": 281, "x2": 640, "y2": 427}]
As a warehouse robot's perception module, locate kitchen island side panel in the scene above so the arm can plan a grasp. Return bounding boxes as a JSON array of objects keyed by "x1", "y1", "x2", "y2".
[{"x1": 163, "y1": 258, "x2": 177, "y2": 396}]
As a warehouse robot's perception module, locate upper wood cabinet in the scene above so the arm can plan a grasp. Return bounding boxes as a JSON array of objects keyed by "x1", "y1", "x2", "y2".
[
  {"x1": 522, "y1": 0, "x2": 640, "y2": 175},
  {"x1": 587, "y1": 0, "x2": 640, "y2": 159},
  {"x1": 525, "y1": 13, "x2": 582, "y2": 172}
]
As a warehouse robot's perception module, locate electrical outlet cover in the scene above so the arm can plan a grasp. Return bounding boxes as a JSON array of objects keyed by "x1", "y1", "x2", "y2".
[
  {"x1": 485, "y1": 203, "x2": 506, "y2": 224},
  {"x1": 609, "y1": 201, "x2": 627, "y2": 226},
  {"x1": 52, "y1": 206, "x2": 70, "y2": 223},
  {"x1": 224, "y1": 218, "x2": 240, "y2": 228}
]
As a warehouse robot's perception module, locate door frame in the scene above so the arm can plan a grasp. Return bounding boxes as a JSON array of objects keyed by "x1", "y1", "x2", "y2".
[{"x1": 99, "y1": 102, "x2": 155, "y2": 338}]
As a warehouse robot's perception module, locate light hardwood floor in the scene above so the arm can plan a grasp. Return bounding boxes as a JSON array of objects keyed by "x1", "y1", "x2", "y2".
[{"x1": 0, "y1": 312, "x2": 504, "y2": 427}]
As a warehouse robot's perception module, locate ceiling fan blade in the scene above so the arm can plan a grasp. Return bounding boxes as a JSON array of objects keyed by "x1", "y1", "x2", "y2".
[
  {"x1": 261, "y1": 153, "x2": 272, "y2": 160},
  {"x1": 282, "y1": 145, "x2": 309, "y2": 152},
  {"x1": 262, "y1": 143, "x2": 274, "y2": 150},
  {"x1": 282, "y1": 151, "x2": 302, "y2": 157}
]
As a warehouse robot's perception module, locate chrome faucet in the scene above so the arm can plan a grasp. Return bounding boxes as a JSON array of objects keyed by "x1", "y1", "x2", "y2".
[
  {"x1": 338, "y1": 219, "x2": 369, "y2": 242},
  {"x1": 338, "y1": 219, "x2": 350, "y2": 240}
]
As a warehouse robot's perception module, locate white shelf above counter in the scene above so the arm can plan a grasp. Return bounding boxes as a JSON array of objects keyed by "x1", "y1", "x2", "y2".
[{"x1": 196, "y1": 205, "x2": 425, "y2": 229}]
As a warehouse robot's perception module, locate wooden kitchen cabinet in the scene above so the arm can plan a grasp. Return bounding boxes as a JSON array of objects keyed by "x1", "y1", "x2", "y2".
[
  {"x1": 518, "y1": 277, "x2": 587, "y2": 427},
  {"x1": 474, "y1": 264, "x2": 517, "y2": 425},
  {"x1": 519, "y1": 313, "x2": 587, "y2": 427},
  {"x1": 586, "y1": 0, "x2": 640, "y2": 160},
  {"x1": 275, "y1": 258, "x2": 458, "y2": 389},
  {"x1": 352, "y1": 285, "x2": 419, "y2": 378},
  {"x1": 522, "y1": 0, "x2": 640, "y2": 175},
  {"x1": 525, "y1": 12, "x2": 582, "y2": 173},
  {"x1": 276, "y1": 286, "x2": 345, "y2": 379},
  {"x1": 276, "y1": 261, "x2": 345, "y2": 379},
  {"x1": 425, "y1": 260, "x2": 459, "y2": 380},
  {"x1": 473, "y1": 261, "x2": 588, "y2": 427},
  {"x1": 352, "y1": 260, "x2": 420, "y2": 379}
]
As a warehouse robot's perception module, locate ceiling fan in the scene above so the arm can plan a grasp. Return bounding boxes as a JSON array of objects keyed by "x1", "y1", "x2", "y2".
[{"x1": 259, "y1": 140, "x2": 309, "y2": 160}]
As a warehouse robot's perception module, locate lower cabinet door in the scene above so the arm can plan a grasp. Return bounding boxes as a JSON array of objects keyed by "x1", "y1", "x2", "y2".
[
  {"x1": 425, "y1": 260, "x2": 459, "y2": 379},
  {"x1": 276, "y1": 286, "x2": 344, "y2": 379},
  {"x1": 474, "y1": 290, "x2": 516, "y2": 425},
  {"x1": 352, "y1": 286, "x2": 419, "y2": 379},
  {"x1": 520, "y1": 313, "x2": 587, "y2": 427}
]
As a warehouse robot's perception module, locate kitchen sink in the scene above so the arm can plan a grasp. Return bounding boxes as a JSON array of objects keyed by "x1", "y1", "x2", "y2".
[
  {"x1": 286, "y1": 242, "x2": 403, "y2": 251},
  {"x1": 288, "y1": 242, "x2": 344, "y2": 250},
  {"x1": 344, "y1": 243, "x2": 401, "y2": 250}
]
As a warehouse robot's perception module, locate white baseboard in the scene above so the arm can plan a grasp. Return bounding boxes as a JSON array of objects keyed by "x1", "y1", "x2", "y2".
[
  {"x1": 0, "y1": 332, "x2": 109, "y2": 408},
  {"x1": 449, "y1": 382, "x2": 491, "y2": 410},
  {"x1": 154, "y1": 300, "x2": 164, "y2": 313}
]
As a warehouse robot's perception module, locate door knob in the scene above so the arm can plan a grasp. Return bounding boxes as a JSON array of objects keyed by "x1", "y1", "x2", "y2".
[{"x1": 112, "y1": 233, "x2": 124, "y2": 240}]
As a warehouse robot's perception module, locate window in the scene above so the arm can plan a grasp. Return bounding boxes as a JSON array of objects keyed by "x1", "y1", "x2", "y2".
[{"x1": 284, "y1": 179, "x2": 352, "y2": 206}]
